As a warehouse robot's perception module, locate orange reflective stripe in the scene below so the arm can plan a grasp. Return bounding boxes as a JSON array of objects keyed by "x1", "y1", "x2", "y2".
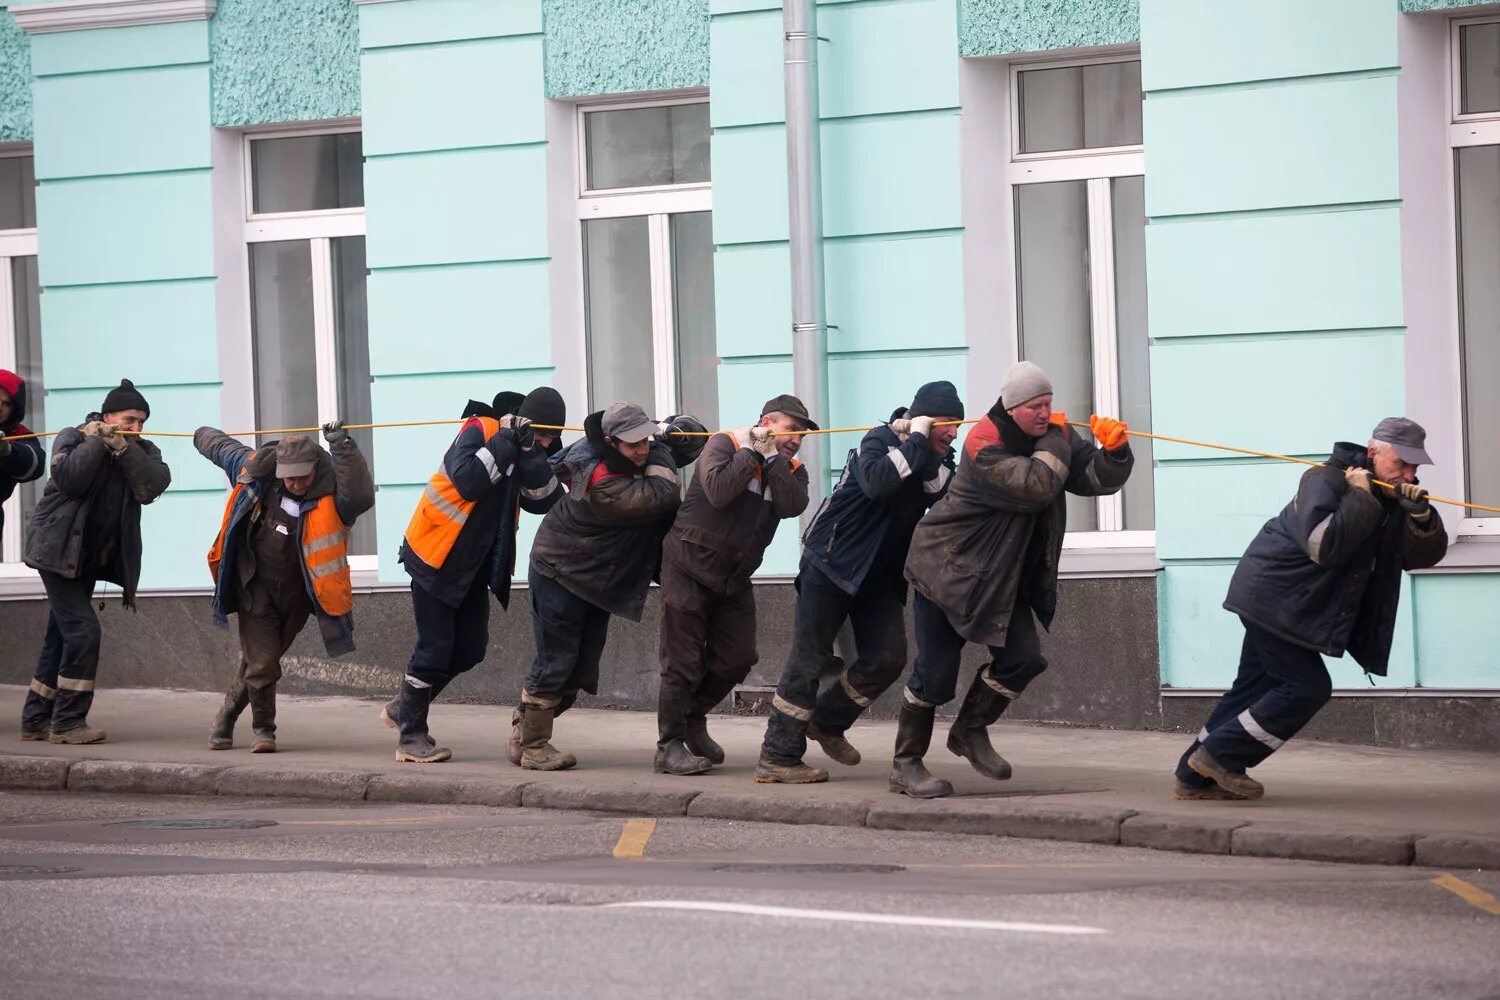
[
  {"x1": 302, "y1": 495, "x2": 352, "y2": 616},
  {"x1": 401, "y1": 417, "x2": 502, "y2": 572},
  {"x1": 206, "y1": 466, "x2": 250, "y2": 584}
]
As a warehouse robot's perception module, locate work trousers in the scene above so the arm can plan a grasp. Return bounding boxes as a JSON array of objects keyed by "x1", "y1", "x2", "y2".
[
  {"x1": 1176, "y1": 619, "x2": 1332, "y2": 782},
  {"x1": 905, "y1": 591, "x2": 1047, "y2": 709},
  {"x1": 404, "y1": 576, "x2": 491, "y2": 690},
  {"x1": 761, "y1": 564, "x2": 908, "y2": 765},
  {"x1": 657, "y1": 559, "x2": 758, "y2": 747},
  {"x1": 237, "y1": 574, "x2": 313, "y2": 689},
  {"x1": 522, "y1": 568, "x2": 611, "y2": 708},
  {"x1": 22, "y1": 572, "x2": 101, "y2": 735}
]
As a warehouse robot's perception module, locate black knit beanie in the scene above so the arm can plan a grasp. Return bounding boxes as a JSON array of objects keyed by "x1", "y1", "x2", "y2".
[
  {"x1": 909, "y1": 380, "x2": 963, "y2": 419},
  {"x1": 101, "y1": 378, "x2": 150, "y2": 418},
  {"x1": 518, "y1": 386, "x2": 566, "y2": 428}
]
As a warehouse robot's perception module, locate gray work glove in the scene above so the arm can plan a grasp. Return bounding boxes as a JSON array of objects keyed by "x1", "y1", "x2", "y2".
[
  {"x1": 748, "y1": 426, "x2": 779, "y2": 460},
  {"x1": 0, "y1": 431, "x2": 9, "y2": 459},
  {"x1": 1396, "y1": 482, "x2": 1431, "y2": 521},
  {"x1": 322, "y1": 420, "x2": 350, "y2": 445},
  {"x1": 81, "y1": 420, "x2": 107, "y2": 439},
  {"x1": 100, "y1": 425, "x2": 129, "y2": 455},
  {"x1": 909, "y1": 415, "x2": 935, "y2": 439},
  {"x1": 1344, "y1": 467, "x2": 1373, "y2": 494},
  {"x1": 889, "y1": 417, "x2": 911, "y2": 440}
]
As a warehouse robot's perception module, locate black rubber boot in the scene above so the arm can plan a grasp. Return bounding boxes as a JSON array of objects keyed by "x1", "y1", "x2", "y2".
[
  {"x1": 654, "y1": 738, "x2": 714, "y2": 776},
  {"x1": 395, "y1": 680, "x2": 452, "y2": 763},
  {"x1": 248, "y1": 683, "x2": 277, "y2": 754},
  {"x1": 209, "y1": 679, "x2": 249, "y2": 750},
  {"x1": 381, "y1": 676, "x2": 450, "y2": 729},
  {"x1": 889, "y1": 702, "x2": 953, "y2": 799},
  {"x1": 945, "y1": 670, "x2": 1013, "y2": 781},
  {"x1": 684, "y1": 716, "x2": 725, "y2": 765}
]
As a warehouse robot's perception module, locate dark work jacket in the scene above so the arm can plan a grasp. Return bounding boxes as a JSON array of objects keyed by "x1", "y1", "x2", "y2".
[
  {"x1": 661, "y1": 429, "x2": 809, "y2": 598},
  {"x1": 399, "y1": 416, "x2": 564, "y2": 609},
  {"x1": 0, "y1": 370, "x2": 45, "y2": 548},
  {"x1": 1223, "y1": 442, "x2": 1448, "y2": 676},
  {"x1": 528, "y1": 410, "x2": 682, "y2": 621},
  {"x1": 801, "y1": 409, "x2": 956, "y2": 599},
  {"x1": 196, "y1": 427, "x2": 375, "y2": 655},
  {"x1": 905, "y1": 407, "x2": 1132, "y2": 647},
  {"x1": 24, "y1": 414, "x2": 172, "y2": 607}
]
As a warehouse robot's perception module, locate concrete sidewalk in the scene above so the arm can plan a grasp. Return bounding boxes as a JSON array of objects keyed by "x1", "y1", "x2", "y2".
[{"x1": 2, "y1": 684, "x2": 1497, "y2": 868}]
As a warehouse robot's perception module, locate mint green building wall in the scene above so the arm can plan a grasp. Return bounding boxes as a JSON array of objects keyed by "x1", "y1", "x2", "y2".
[
  {"x1": 210, "y1": 0, "x2": 361, "y2": 126},
  {"x1": 1141, "y1": 0, "x2": 1416, "y2": 689},
  {"x1": 543, "y1": 0, "x2": 708, "y2": 97},
  {"x1": 357, "y1": 0, "x2": 554, "y2": 583},
  {"x1": 0, "y1": 5, "x2": 31, "y2": 141},
  {"x1": 710, "y1": 0, "x2": 968, "y2": 573},
  {"x1": 29, "y1": 18, "x2": 224, "y2": 589}
]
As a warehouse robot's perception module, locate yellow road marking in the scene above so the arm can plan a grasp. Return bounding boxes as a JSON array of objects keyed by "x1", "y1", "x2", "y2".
[
  {"x1": 612, "y1": 818, "x2": 657, "y2": 860},
  {"x1": 1433, "y1": 873, "x2": 1500, "y2": 917}
]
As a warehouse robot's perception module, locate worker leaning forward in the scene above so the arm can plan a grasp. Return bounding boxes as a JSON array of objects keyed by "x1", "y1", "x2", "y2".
[
  {"x1": 756, "y1": 380, "x2": 962, "y2": 784},
  {"x1": 21, "y1": 379, "x2": 171, "y2": 745},
  {"x1": 517, "y1": 402, "x2": 703, "y2": 770},
  {"x1": 897, "y1": 362, "x2": 1132, "y2": 798},
  {"x1": 1175, "y1": 417, "x2": 1447, "y2": 801},
  {"x1": 387, "y1": 387, "x2": 568, "y2": 764},
  {"x1": 198, "y1": 421, "x2": 374, "y2": 752},
  {"x1": 654, "y1": 394, "x2": 813, "y2": 776}
]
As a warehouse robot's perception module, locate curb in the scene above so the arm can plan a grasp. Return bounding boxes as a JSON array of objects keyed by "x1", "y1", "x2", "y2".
[{"x1": 3, "y1": 753, "x2": 1497, "y2": 869}]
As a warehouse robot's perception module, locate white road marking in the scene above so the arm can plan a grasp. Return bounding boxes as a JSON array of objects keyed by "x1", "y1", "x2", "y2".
[{"x1": 603, "y1": 900, "x2": 1105, "y2": 935}]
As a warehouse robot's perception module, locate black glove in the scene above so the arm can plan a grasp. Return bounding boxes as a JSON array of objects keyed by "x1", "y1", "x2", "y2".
[
  {"x1": 510, "y1": 415, "x2": 535, "y2": 451},
  {"x1": 660, "y1": 414, "x2": 707, "y2": 467},
  {"x1": 1396, "y1": 482, "x2": 1431, "y2": 521},
  {"x1": 322, "y1": 420, "x2": 350, "y2": 445},
  {"x1": 0, "y1": 432, "x2": 10, "y2": 459}
]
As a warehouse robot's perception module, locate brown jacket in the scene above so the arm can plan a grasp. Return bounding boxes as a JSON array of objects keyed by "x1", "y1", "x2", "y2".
[{"x1": 661, "y1": 430, "x2": 809, "y2": 597}]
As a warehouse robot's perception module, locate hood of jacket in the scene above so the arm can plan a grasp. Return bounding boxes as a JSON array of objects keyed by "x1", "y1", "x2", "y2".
[
  {"x1": 0, "y1": 369, "x2": 28, "y2": 434},
  {"x1": 985, "y1": 397, "x2": 1038, "y2": 457},
  {"x1": 243, "y1": 440, "x2": 336, "y2": 501}
]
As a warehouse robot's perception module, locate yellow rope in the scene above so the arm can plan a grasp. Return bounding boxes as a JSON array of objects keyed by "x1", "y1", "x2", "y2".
[{"x1": 6, "y1": 415, "x2": 1497, "y2": 515}]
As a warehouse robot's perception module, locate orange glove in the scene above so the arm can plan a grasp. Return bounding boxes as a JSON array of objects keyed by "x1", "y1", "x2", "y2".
[
  {"x1": 1089, "y1": 414, "x2": 1129, "y2": 452},
  {"x1": 1048, "y1": 410, "x2": 1068, "y2": 429}
]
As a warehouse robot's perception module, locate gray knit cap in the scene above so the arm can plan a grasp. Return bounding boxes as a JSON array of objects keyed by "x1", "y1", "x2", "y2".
[{"x1": 999, "y1": 361, "x2": 1053, "y2": 409}]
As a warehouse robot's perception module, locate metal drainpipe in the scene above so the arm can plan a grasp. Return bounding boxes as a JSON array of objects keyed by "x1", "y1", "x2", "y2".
[{"x1": 783, "y1": 0, "x2": 830, "y2": 527}]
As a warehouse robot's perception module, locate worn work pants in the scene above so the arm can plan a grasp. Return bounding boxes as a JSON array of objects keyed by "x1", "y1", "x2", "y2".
[
  {"x1": 761, "y1": 563, "x2": 908, "y2": 766},
  {"x1": 657, "y1": 558, "x2": 758, "y2": 748},
  {"x1": 904, "y1": 591, "x2": 1047, "y2": 709},
  {"x1": 1176, "y1": 619, "x2": 1332, "y2": 783},
  {"x1": 237, "y1": 574, "x2": 313, "y2": 689},
  {"x1": 404, "y1": 576, "x2": 491, "y2": 689},
  {"x1": 21, "y1": 572, "x2": 101, "y2": 735},
  {"x1": 522, "y1": 568, "x2": 611, "y2": 709}
]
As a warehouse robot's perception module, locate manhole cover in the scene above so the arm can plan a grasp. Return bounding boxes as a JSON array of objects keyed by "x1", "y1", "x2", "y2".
[
  {"x1": 711, "y1": 863, "x2": 905, "y2": 876},
  {"x1": 0, "y1": 864, "x2": 82, "y2": 875},
  {"x1": 106, "y1": 818, "x2": 279, "y2": 831}
]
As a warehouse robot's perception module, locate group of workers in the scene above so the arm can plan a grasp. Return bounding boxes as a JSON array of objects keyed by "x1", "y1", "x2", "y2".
[{"x1": 0, "y1": 363, "x2": 1447, "y2": 800}]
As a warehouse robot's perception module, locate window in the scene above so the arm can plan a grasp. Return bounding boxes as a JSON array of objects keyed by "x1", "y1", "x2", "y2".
[
  {"x1": 1008, "y1": 58, "x2": 1152, "y2": 539},
  {"x1": 1451, "y1": 19, "x2": 1500, "y2": 534},
  {"x1": 577, "y1": 97, "x2": 717, "y2": 425},
  {"x1": 0, "y1": 149, "x2": 40, "y2": 566},
  {"x1": 243, "y1": 128, "x2": 375, "y2": 557}
]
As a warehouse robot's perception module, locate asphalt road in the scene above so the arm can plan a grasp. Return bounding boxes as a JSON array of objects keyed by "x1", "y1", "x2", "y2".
[{"x1": 0, "y1": 791, "x2": 1496, "y2": 1000}]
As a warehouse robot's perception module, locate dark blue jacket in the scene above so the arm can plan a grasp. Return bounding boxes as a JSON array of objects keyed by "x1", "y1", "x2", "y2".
[
  {"x1": 801, "y1": 410, "x2": 956, "y2": 598},
  {"x1": 1224, "y1": 442, "x2": 1448, "y2": 676},
  {"x1": 0, "y1": 370, "x2": 45, "y2": 548}
]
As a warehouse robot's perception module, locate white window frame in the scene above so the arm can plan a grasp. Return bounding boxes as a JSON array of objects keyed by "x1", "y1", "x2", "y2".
[
  {"x1": 0, "y1": 143, "x2": 38, "y2": 571},
  {"x1": 1004, "y1": 54, "x2": 1151, "y2": 549},
  {"x1": 574, "y1": 93, "x2": 712, "y2": 420},
  {"x1": 240, "y1": 121, "x2": 377, "y2": 573},
  {"x1": 1446, "y1": 16, "x2": 1500, "y2": 538}
]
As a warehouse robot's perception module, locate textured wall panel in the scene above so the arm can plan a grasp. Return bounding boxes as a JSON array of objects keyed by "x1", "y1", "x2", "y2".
[
  {"x1": 1413, "y1": 576, "x2": 1500, "y2": 688},
  {"x1": 39, "y1": 280, "x2": 219, "y2": 389},
  {"x1": 544, "y1": 0, "x2": 709, "y2": 98},
  {"x1": 36, "y1": 171, "x2": 215, "y2": 286},
  {"x1": 33, "y1": 65, "x2": 211, "y2": 179},
  {"x1": 0, "y1": 9, "x2": 31, "y2": 141},
  {"x1": 960, "y1": 0, "x2": 1138, "y2": 57},
  {"x1": 211, "y1": 0, "x2": 359, "y2": 126},
  {"x1": 31, "y1": 19, "x2": 206, "y2": 75}
]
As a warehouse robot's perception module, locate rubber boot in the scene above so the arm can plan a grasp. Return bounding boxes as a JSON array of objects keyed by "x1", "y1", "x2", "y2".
[
  {"x1": 683, "y1": 715, "x2": 726, "y2": 765},
  {"x1": 394, "y1": 679, "x2": 452, "y2": 763},
  {"x1": 888, "y1": 702, "x2": 953, "y2": 799},
  {"x1": 945, "y1": 671, "x2": 1013, "y2": 781},
  {"x1": 209, "y1": 679, "x2": 249, "y2": 750},
  {"x1": 381, "y1": 675, "x2": 451, "y2": 729},
  {"x1": 506, "y1": 708, "x2": 523, "y2": 765},
  {"x1": 248, "y1": 683, "x2": 277, "y2": 754},
  {"x1": 518, "y1": 704, "x2": 577, "y2": 771},
  {"x1": 654, "y1": 738, "x2": 713, "y2": 776}
]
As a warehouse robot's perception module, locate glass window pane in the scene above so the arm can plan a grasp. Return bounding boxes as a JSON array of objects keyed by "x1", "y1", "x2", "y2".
[
  {"x1": 0, "y1": 156, "x2": 35, "y2": 230},
  {"x1": 1112, "y1": 176, "x2": 1154, "y2": 531},
  {"x1": 584, "y1": 217, "x2": 656, "y2": 412},
  {"x1": 332, "y1": 236, "x2": 376, "y2": 556},
  {"x1": 584, "y1": 104, "x2": 710, "y2": 190},
  {"x1": 1018, "y1": 61, "x2": 1143, "y2": 154},
  {"x1": 671, "y1": 212, "x2": 719, "y2": 428},
  {"x1": 12, "y1": 255, "x2": 43, "y2": 554},
  {"x1": 250, "y1": 133, "x2": 364, "y2": 214},
  {"x1": 249, "y1": 241, "x2": 320, "y2": 436},
  {"x1": 1460, "y1": 22, "x2": 1500, "y2": 116},
  {"x1": 1456, "y1": 145, "x2": 1500, "y2": 506},
  {"x1": 1015, "y1": 180, "x2": 1096, "y2": 531}
]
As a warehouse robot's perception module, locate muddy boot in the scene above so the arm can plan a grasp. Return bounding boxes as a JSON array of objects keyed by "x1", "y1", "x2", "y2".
[
  {"x1": 753, "y1": 756, "x2": 829, "y2": 784},
  {"x1": 519, "y1": 704, "x2": 576, "y2": 771},
  {"x1": 1187, "y1": 747, "x2": 1264, "y2": 800},
  {"x1": 248, "y1": 683, "x2": 277, "y2": 753},
  {"x1": 506, "y1": 708, "x2": 523, "y2": 765},
  {"x1": 945, "y1": 671, "x2": 1013, "y2": 781},
  {"x1": 654, "y1": 738, "x2": 713, "y2": 776},
  {"x1": 381, "y1": 675, "x2": 450, "y2": 730},
  {"x1": 209, "y1": 680, "x2": 249, "y2": 750},
  {"x1": 48, "y1": 725, "x2": 106, "y2": 745},
  {"x1": 806, "y1": 720, "x2": 861, "y2": 767},
  {"x1": 888, "y1": 701, "x2": 952, "y2": 799},
  {"x1": 683, "y1": 715, "x2": 726, "y2": 765},
  {"x1": 1173, "y1": 778, "x2": 1243, "y2": 801}
]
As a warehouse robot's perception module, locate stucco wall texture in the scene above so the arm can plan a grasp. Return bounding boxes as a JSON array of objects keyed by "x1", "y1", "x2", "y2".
[
  {"x1": 0, "y1": 7, "x2": 32, "y2": 141},
  {"x1": 544, "y1": 0, "x2": 709, "y2": 98},
  {"x1": 961, "y1": 0, "x2": 1139, "y2": 56},
  {"x1": 210, "y1": 0, "x2": 361, "y2": 127},
  {"x1": 1401, "y1": 0, "x2": 1497, "y2": 10}
]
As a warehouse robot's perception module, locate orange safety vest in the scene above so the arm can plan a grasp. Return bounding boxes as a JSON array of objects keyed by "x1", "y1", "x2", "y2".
[
  {"x1": 207, "y1": 470, "x2": 353, "y2": 617},
  {"x1": 402, "y1": 416, "x2": 504, "y2": 572}
]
